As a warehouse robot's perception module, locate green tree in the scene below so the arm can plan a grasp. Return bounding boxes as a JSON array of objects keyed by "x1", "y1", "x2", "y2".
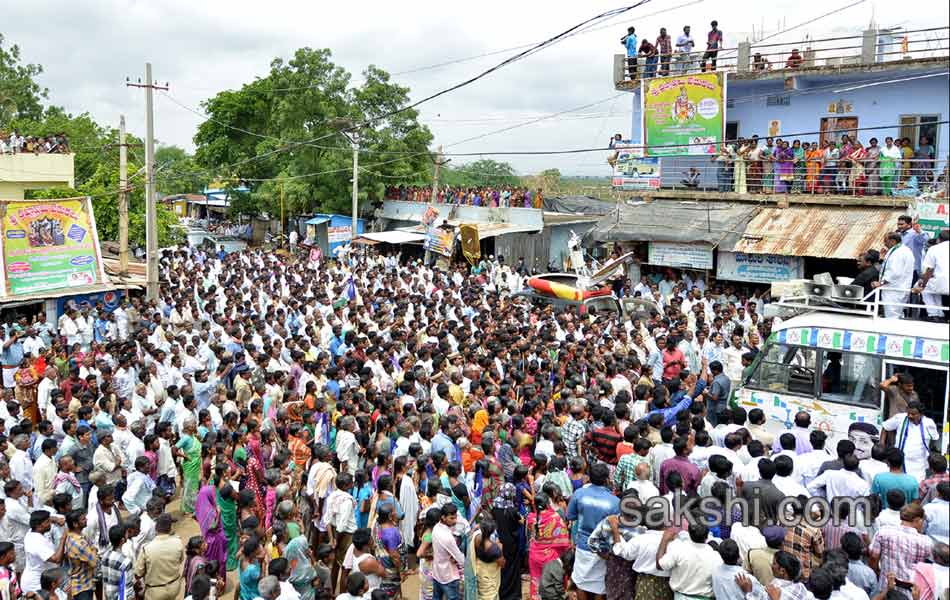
[
  {"x1": 441, "y1": 159, "x2": 519, "y2": 188},
  {"x1": 155, "y1": 145, "x2": 210, "y2": 196},
  {"x1": 0, "y1": 34, "x2": 47, "y2": 125},
  {"x1": 192, "y1": 48, "x2": 433, "y2": 216}
]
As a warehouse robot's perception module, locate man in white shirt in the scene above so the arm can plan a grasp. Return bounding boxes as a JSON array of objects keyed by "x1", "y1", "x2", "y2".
[
  {"x1": 21, "y1": 510, "x2": 66, "y2": 593},
  {"x1": 608, "y1": 515, "x2": 672, "y2": 596},
  {"x1": 32, "y1": 439, "x2": 58, "y2": 508},
  {"x1": 772, "y1": 455, "x2": 808, "y2": 497},
  {"x1": 9, "y1": 435, "x2": 34, "y2": 497},
  {"x1": 796, "y1": 430, "x2": 834, "y2": 486},
  {"x1": 807, "y1": 454, "x2": 870, "y2": 499},
  {"x1": 657, "y1": 523, "x2": 723, "y2": 599},
  {"x1": 20, "y1": 327, "x2": 45, "y2": 358},
  {"x1": 675, "y1": 25, "x2": 696, "y2": 72},
  {"x1": 859, "y1": 444, "x2": 889, "y2": 486},
  {"x1": 873, "y1": 232, "x2": 915, "y2": 319},
  {"x1": 3, "y1": 481, "x2": 32, "y2": 572},
  {"x1": 913, "y1": 229, "x2": 949, "y2": 320},
  {"x1": 335, "y1": 416, "x2": 361, "y2": 476},
  {"x1": 324, "y1": 472, "x2": 358, "y2": 592},
  {"x1": 882, "y1": 401, "x2": 940, "y2": 480}
]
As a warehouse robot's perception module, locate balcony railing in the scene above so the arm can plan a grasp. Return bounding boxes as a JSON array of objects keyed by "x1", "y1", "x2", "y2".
[
  {"x1": 614, "y1": 26, "x2": 950, "y2": 89},
  {"x1": 622, "y1": 156, "x2": 947, "y2": 198}
]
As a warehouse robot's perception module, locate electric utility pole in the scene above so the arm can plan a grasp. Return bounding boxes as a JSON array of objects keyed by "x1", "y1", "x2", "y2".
[
  {"x1": 118, "y1": 115, "x2": 129, "y2": 275},
  {"x1": 126, "y1": 64, "x2": 168, "y2": 300},
  {"x1": 431, "y1": 145, "x2": 450, "y2": 201}
]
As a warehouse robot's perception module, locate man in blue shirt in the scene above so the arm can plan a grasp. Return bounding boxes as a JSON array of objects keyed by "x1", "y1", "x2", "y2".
[
  {"x1": 647, "y1": 334, "x2": 666, "y2": 387},
  {"x1": 566, "y1": 463, "x2": 620, "y2": 597},
  {"x1": 897, "y1": 215, "x2": 931, "y2": 276},
  {"x1": 704, "y1": 360, "x2": 731, "y2": 426},
  {"x1": 328, "y1": 325, "x2": 346, "y2": 359},
  {"x1": 430, "y1": 415, "x2": 462, "y2": 466},
  {"x1": 1, "y1": 328, "x2": 25, "y2": 389},
  {"x1": 621, "y1": 26, "x2": 638, "y2": 79},
  {"x1": 642, "y1": 374, "x2": 707, "y2": 427}
]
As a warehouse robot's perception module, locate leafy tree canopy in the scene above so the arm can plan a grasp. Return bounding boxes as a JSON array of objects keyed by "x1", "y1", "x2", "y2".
[
  {"x1": 192, "y1": 48, "x2": 434, "y2": 216},
  {"x1": 440, "y1": 159, "x2": 519, "y2": 188}
]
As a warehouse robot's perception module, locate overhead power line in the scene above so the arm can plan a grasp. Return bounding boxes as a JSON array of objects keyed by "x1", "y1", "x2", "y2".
[{"x1": 155, "y1": 119, "x2": 948, "y2": 185}]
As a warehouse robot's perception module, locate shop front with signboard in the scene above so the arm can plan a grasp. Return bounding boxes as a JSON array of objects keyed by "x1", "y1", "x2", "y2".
[
  {"x1": 716, "y1": 251, "x2": 804, "y2": 284},
  {"x1": 647, "y1": 241, "x2": 714, "y2": 270}
]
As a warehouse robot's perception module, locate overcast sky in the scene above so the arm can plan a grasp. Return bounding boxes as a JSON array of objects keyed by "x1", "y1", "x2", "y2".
[{"x1": 7, "y1": 0, "x2": 947, "y2": 176}]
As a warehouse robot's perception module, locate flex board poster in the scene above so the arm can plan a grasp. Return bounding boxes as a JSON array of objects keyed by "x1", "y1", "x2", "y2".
[
  {"x1": 611, "y1": 142, "x2": 661, "y2": 190},
  {"x1": 0, "y1": 197, "x2": 108, "y2": 297},
  {"x1": 641, "y1": 72, "x2": 726, "y2": 156},
  {"x1": 425, "y1": 227, "x2": 455, "y2": 257}
]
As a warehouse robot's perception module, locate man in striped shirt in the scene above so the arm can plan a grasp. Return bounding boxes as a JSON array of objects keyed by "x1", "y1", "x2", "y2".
[
  {"x1": 560, "y1": 402, "x2": 588, "y2": 461},
  {"x1": 102, "y1": 525, "x2": 134, "y2": 600}
]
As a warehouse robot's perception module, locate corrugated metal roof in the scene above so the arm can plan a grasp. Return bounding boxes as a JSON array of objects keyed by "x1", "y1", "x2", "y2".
[
  {"x1": 584, "y1": 201, "x2": 759, "y2": 245},
  {"x1": 731, "y1": 206, "x2": 904, "y2": 259}
]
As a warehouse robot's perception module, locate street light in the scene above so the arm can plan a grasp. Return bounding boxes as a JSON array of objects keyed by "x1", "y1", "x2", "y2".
[{"x1": 330, "y1": 119, "x2": 361, "y2": 242}]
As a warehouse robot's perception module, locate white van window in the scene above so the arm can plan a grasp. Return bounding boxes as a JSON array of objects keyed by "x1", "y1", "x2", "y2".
[
  {"x1": 819, "y1": 351, "x2": 881, "y2": 407},
  {"x1": 748, "y1": 343, "x2": 817, "y2": 396}
]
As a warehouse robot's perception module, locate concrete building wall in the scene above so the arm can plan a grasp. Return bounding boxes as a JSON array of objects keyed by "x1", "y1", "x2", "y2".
[{"x1": 0, "y1": 153, "x2": 75, "y2": 199}]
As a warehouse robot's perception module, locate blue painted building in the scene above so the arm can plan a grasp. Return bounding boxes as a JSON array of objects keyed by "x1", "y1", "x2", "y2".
[
  {"x1": 304, "y1": 213, "x2": 366, "y2": 255},
  {"x1": 616, "y1": 28, "x2": 950, "y2": 188}
]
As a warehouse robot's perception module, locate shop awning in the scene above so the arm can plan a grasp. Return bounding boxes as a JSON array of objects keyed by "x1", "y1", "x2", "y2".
[
  {"x1": 730, "y1": 206, "x2": 905, "y2": 259},
  {"x1": 584, "y1": 201, "x2": 759, "y2": 246},
  {"x1": 396, "y1": 222, "x2": 540, "y2": 240},
  {"x1": 305, "y1": 217, "x2": 330, "y2": 225},
  {"x1": 354, "y1": 231, "x2": 427, "y2": 245},
  {"x1": 0, "y1": 283, "x2": 120, "y2": 306}
]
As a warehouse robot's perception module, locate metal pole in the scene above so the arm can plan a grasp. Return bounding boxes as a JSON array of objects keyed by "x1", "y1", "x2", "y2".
[
  {"x1": 280, "y1": 179, "x2": 285, "y2": 245},
  {"x1": 144, "y1": 63, "x2": 159, "y2": 300},
  {"x1": 431, "y1": 144, "x2": 443, "y2": 201},
  {"x1": 118, "y1": 115, "x2": 129, "y2": 276},
  {"x1": 351, "y1": 136, "x2": 359, "y2": 240}
]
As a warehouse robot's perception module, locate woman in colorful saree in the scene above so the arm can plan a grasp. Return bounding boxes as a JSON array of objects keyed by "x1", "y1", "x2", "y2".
[
  {"x1": 195, "y1": 483, "x2": 228, "y2": 580},
  {"x1": 214, "y1": 463, "x2": 240, "y2": 571},
  {"x1": 175, "y1": 417, "x2": 202, "y2": 515},
  {"x1": 285, "y1": 536, "x2": 318, "y2": 600},
  {"x1": 526, "y1": 491, "x2": 571, "y2": 600}
]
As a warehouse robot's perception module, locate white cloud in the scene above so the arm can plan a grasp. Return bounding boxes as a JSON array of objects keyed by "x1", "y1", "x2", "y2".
[{"x1": 7, "y1": 0, "x2": 946, "y2": 176}]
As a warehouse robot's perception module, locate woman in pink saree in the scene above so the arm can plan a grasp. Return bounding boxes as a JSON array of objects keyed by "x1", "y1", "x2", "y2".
[
  {"x1": 195, "y1": 484, "x2": 229, "y2": 580},
  {"x1": 526, "y1": 493, "x2": 571, "y2": 600}
]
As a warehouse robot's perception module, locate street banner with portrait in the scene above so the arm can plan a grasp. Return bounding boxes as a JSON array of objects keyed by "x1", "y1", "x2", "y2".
[
  {"x1": 425, "y1": 227, "x2": 455, "y2": 257},
  {"x1": 641, "y1": 72, "x2": 727, "y2": 156},
  {"x1": 0, "y1": 197, "x2": 108, "y2": 297}
]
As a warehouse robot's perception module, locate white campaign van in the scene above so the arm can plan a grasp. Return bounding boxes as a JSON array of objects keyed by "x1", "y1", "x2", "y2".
[{"x1": 737, "y1": 305, "x2": 949, "y2": 452}]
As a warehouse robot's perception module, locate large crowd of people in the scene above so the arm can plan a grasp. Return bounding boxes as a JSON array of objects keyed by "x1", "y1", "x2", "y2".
[
  {"x1": 712, "y1": 135, "x2": 941, "y2": 197},
  {"x1": 0, "y1": 221, "x2": 945, "y2": 600},
  {"x1": 0, "y1": 131, "x2": 71, "y2": 155},
  {"x1": 384, "y1": 186, "x2": 545, "y2": 209}
]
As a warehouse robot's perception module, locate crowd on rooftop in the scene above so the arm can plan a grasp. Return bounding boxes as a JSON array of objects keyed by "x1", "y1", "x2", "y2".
[
  {"x1": 385, "y1": 186, "x2": 545, "y2": 209},
  {"x1": 1, "y1": 131, "x2": 71, "y2": 155},
  {"x1": 710, "y1": 135, "x2": 941, "y2": 197}
]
